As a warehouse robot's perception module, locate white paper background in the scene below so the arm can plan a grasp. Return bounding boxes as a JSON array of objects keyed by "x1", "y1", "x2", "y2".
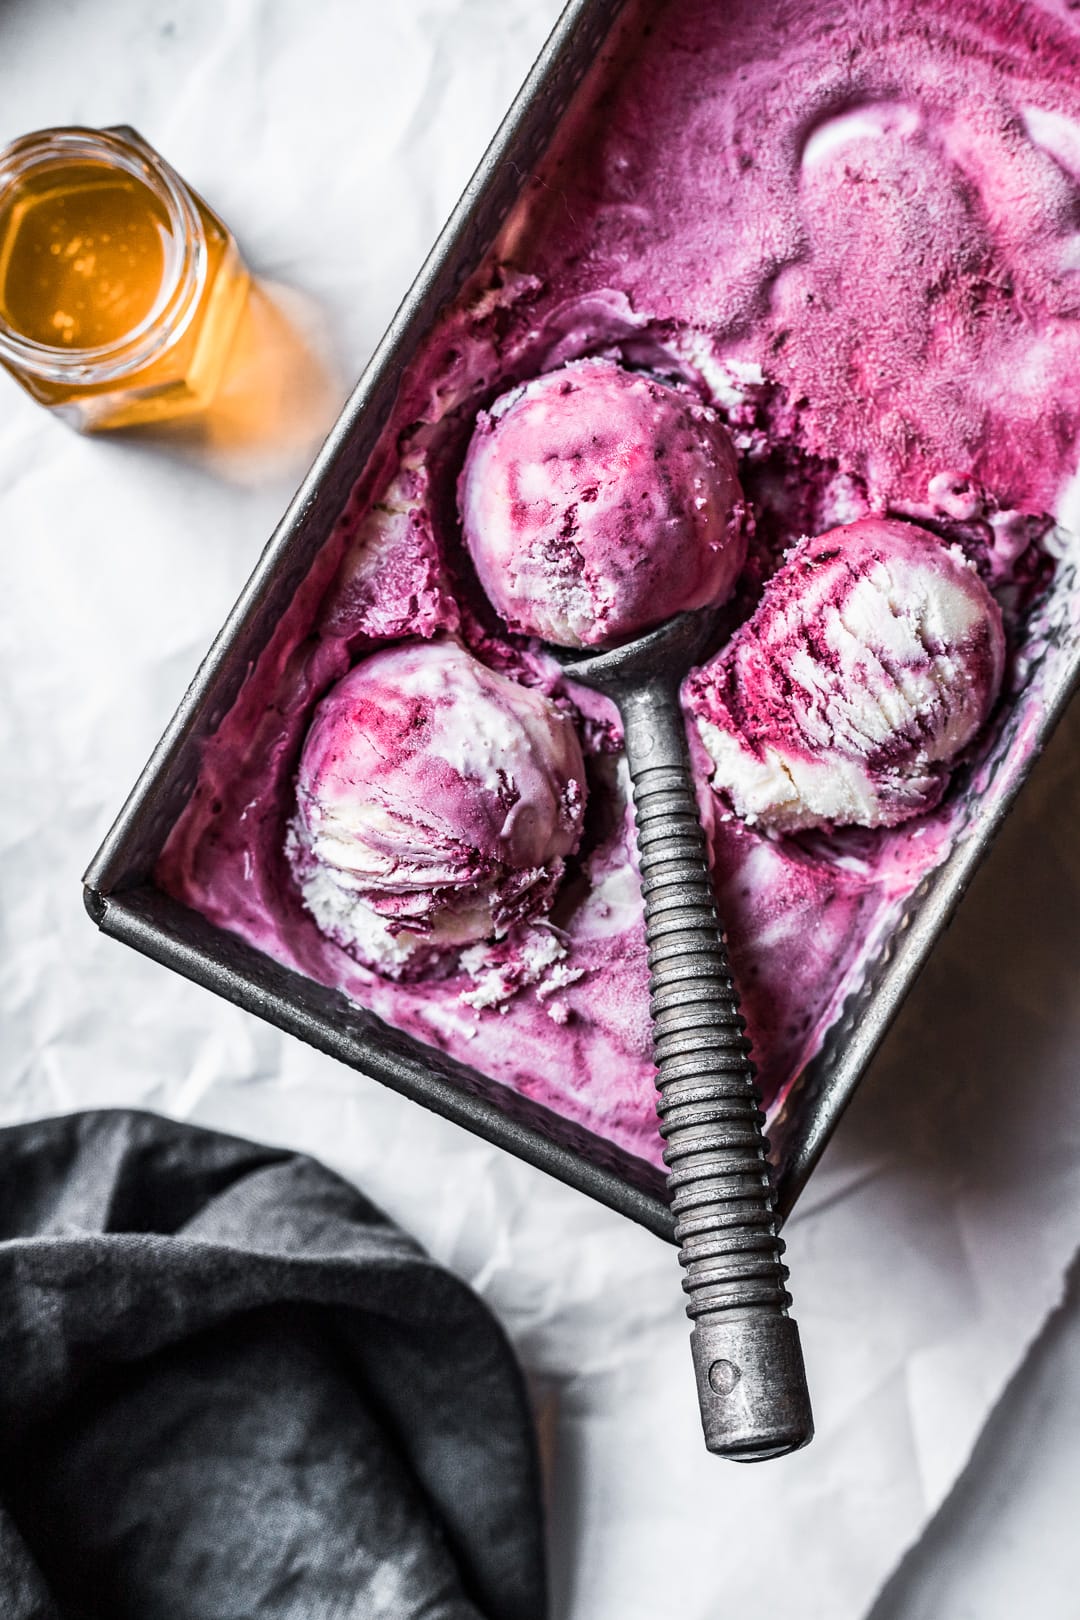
[{"x1": 1, "y1": 2, "x2": 1079, "y2": 1615}]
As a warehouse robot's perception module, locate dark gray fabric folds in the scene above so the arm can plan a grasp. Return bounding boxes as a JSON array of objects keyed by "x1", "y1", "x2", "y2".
[{"x1": 0, "y1": 1110, "x2": 547, "y2": 1620}]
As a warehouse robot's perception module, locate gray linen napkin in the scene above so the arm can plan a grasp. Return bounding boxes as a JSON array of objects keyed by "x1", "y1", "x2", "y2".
[{"x1": 0, "y1": 1110, "x2": 547, "y2": 1620}]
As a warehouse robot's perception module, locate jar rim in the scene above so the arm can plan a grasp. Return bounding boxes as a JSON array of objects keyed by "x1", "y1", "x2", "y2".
[{"x1": 0, "y1": 126, "x2": 207, "y2": 384}]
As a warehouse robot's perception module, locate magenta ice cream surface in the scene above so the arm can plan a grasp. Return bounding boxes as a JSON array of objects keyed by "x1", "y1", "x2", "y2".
[
  {"x1": 158, "y1": 0, "x2": 1080, "y2": 1174},
  {"x1": 458, "y1": 358, "x2": 746, "y2": 648},
  {"x1": 286, "y1": 640, "x2": 586, "y2": 977},
  {"x1": 688, "y1": 518, "x2": 1006, "y2": 832}
]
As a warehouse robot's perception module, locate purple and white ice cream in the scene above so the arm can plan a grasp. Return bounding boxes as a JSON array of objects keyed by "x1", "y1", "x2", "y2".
[
  {"x1": 286, "y1": 639, "x2": 586, "y2": 977},
  {"x1": 458, "y1": 357, "x2": 746, "y2": 648},
  {"x1": 688, "y1": 518, "x2": 1006, "y2": 832},
  {"x1": 159, "y1": 0, "x2": 1076, "y2": 1168}
]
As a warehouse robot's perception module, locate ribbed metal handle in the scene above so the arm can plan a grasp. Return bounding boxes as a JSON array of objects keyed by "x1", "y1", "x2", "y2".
[{"x1": 618, "y1": 681, "x2": 814, "y2": 1461}]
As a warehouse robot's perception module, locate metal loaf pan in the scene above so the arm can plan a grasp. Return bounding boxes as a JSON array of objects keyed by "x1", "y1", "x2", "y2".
[{"x1": 84, "y1": 0, "x2": 1080, "y2": 1240}]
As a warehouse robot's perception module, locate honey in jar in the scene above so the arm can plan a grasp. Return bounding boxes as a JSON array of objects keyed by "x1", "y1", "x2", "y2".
[{"x1": 0, "y1": 126, "x2": 250, "y2": 430}]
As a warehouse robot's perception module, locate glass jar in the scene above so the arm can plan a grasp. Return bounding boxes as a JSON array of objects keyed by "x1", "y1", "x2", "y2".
[{"x1": 0, "y1": 125, "x2": 250, "y2": 430}]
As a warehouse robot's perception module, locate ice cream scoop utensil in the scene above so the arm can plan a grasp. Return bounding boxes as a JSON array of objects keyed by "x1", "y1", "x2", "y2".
[{"x1": 559, "y1": 610, "x2": 814, "y2": 1460}]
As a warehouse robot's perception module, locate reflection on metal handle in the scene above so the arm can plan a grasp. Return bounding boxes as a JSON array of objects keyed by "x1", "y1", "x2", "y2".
[{"x1": 618, "y1": 681, "x2": 814, "y2": 1461}]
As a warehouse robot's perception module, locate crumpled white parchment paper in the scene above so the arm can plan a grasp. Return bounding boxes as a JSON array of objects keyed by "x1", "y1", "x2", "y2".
[{"x1": 1, "y1": 2, "x2": 1078, "y2": 1615}]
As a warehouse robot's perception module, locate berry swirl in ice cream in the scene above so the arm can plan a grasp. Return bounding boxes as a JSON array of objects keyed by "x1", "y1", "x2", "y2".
[
  {"x1": 688, "y1": 518, "x2": 1006, "y2": 832},
  {"x1": 458, "y1": 357, "x2": 746, "y2": 648},
  {"x1": 286, "y1": 640, "x2": 586, "y2": 977}
]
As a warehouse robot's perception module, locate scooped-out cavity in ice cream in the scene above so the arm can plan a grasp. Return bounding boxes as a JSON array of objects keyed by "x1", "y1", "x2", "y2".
[
  {"x1": 458, "y1": 357, "x2": 747, "y2": 648},
  {"x1": 286, "y1": 639, "x2": 587, "y2": 977},
  {"x1": 687, "y1": 518, "x2": 1006, "y2": 833}
]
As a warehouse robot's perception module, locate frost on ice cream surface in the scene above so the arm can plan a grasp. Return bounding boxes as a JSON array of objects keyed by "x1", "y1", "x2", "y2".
[{"x1": 688, "y1": 518, "x2": 1006, "y2": 832}]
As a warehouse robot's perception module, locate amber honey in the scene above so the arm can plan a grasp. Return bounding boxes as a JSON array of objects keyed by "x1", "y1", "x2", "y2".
[
  {"x1": 1, "y1": 165, "x2": 171, "y2": 350},
  {"x1": 0, "y1": 127, "x2": 249, "y2": 430}
]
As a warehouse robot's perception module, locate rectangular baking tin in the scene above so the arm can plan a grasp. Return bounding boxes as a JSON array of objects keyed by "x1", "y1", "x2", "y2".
[{"x1": 84, "y1": 0, "x2": 1080, "y2": 1240}]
